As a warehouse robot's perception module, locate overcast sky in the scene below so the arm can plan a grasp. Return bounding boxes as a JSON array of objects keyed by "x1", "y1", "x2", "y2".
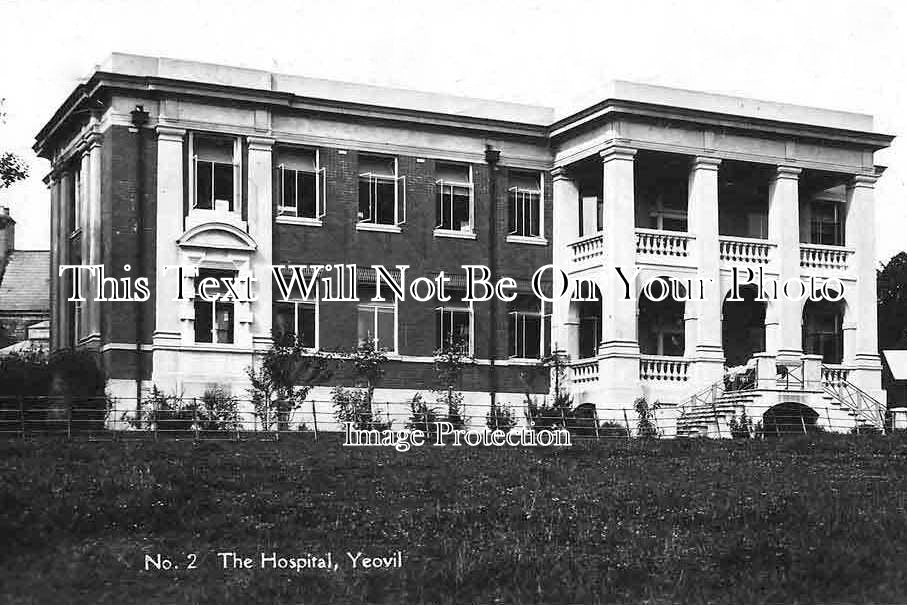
[{"x1": 0, "y1": 0, "x2": 904, "y2": 261}]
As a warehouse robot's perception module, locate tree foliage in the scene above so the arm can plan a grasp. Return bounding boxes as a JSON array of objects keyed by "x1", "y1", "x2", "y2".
[{"x1": 0, "y1": 99, "x2": 29, "y2": 190}]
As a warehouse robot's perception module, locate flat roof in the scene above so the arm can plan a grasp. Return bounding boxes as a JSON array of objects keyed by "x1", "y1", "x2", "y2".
[{"x1": 95, "y1": 53, "x2": 878, "y2": 133}]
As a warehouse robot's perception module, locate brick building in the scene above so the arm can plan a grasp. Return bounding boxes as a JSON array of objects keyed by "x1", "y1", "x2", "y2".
[{"x1": 35, "y1": 54, "x2": 893, "y2": 433}]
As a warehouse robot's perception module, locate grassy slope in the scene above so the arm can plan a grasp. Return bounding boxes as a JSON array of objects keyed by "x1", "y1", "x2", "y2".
[{"x1": 2, "y1": 434, "x2": 907, "y2": 604}]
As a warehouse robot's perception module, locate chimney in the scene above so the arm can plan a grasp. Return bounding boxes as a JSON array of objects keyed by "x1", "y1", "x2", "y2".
[{"x1": 0, "y1": 206, "x2": 16, "y2": 273}]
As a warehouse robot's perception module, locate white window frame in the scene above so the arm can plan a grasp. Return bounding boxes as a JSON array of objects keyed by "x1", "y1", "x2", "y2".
[
  {"x1": 192, "y1": 268, "x2": 237, "y2": 345},
  {"x1": 435, "y1": 164, "x2": 475, "y2": 237},
  {"x1": 277, "y1": 148, "x2": 326, "y2": 223},
  {"x1": 274, "y1": 298, "x2": 320, "y2": 351},
  {"x1": 509, "y1": 300, "x2": 550, "y2": 360},
  {"x1": 506, "y1": 171, "x2": 545, "y2": 243},
  {"x1": 188, "y1": 132, "x2": 242, "y2": 213},
  {"x1": 358, "y1": 156, "x2": 405, "y2": 229},
  {"x1": 357, "y1": 297, "x2": 398, "y2": 354},
  {"x1": 436, "y1": 302, "x2": 475, "y2": 357}
]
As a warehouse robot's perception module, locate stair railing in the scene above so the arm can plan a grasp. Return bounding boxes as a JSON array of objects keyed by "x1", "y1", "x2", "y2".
[{"x1": 821, "y1": 369, "x2": 885, "y2": 430}]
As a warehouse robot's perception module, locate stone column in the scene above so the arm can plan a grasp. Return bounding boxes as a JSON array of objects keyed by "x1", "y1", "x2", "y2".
[
  {"x1": 247, "y1": 137, "x2": 274, "y2": 352},
  {"x1": 57, "y1": 171, "x2": 72, "y2": 348},
  {"x1": 154, "y1": 127, "x2": 186, "y2": 351},
  {"x1": 845, "y1": 174, "x2": 883, "y2": 397},
  {"x1": 768, "y1": 165, "x2": 803, "y2": 365},
  {"x1": 48, "y1": 173, "x2": 60, "y2": 350},
  {"x1": 551, "y1": 167, "x2": 579, "y2": 357},
  {"x1": 85, "y1": 132, "x2": 103, "y2": 345},
  {"x1": 598, "y1": 145, "x2": 640, "y2": 411},
  {"x1": 688, "y1": 156, "x2": 724, "y2": 385}
]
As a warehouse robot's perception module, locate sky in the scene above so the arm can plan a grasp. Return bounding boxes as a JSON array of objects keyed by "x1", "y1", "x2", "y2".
[{"x1": 0, "y1": 0, "x2": 904, "y2": 261}]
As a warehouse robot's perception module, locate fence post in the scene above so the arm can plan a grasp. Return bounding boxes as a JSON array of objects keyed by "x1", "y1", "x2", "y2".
[
  {"x1": 800, "y1": 415, "x2": 808, "y2": 435},
  {"x1": 193, "y1": 397, "x2": 199, "y2": 441},
  {"x1": 593, "y1": 407, "x2": 600, "y2": 441},
  {"x1": 622, "y1": 408, "x2": 632, "y2": 441},
  {"x1": 66, "y1": 397, "x2": 72, "y2": 440},
  {"x1": 494, "y1": 403, "x2": 500, "y2": 431},
  {"x1": 712, "y1": 402, "x2": 722, "y2": 439},
  {"x1": 560, "y1": 408, "x2": 567, "y2": 432},
  {"x1": 18, "y1": 395, "x2": 25, "y2": 439},
  {"x1": 311, "y1": 399, "x2": 319, "y2": 441}
]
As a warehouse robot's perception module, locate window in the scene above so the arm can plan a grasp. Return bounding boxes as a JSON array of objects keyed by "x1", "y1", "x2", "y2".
[
  {"x1": 509, "y1": 296, "x2": 550, "y2": 359},
  {"x1": 193, "y1": 269, "x2": 235, "y2": 344},
  {"x1": 508, "y1": 170, "x2": 542, "y2": 238},
  {"x1": 358, "y1": 154, "x2": 405, "y2": 226},
  {"x1": 810, "y1": 201, "x2": 844, "y2": 246},
  {"x1": 437, "y1": 291, "x2": 473, "y2": 353},
  {"x1": 436, "y1": 162, "x2": 473, "y2": 233},
  {"x1": 357, "y1": 286, "x2": 396, "y2": 351},
  {"x1": 192, "y1": 135, "x2": 239, "y2": 211},
  {"x1": 277, "y1": 148, "x2": 325, "y2": 220},
  {"x1": 273, "y1": 301, "x2": 317, "y2": 348},
  {"x1": 803, "y1": 302, "x2": 844, "y2": 364}
]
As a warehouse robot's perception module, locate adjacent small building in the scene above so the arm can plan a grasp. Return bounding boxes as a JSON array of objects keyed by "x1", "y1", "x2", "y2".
[{"x1": 0, "y1": 207, "x2": 50, "y2": 352}]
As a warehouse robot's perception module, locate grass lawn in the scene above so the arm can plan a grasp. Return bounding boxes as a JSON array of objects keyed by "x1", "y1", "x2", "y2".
[{"x1": 2, "y1": 433, "x2": 907, "y2": 604}]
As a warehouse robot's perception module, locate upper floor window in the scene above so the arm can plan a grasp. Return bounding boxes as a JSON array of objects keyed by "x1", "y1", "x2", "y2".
[
  {"x1": 809, "y1": 201, "x2": 844, "y2": 246},
  {"x1": 194, "y1": 268, "x2": 235, "y2": 344},
  {"x1": 508, "y1": 170, "x2": 543, "y2": 239},
  {"x1": 509, "y1": 296, "x2": 550, "y2": 359},
  {"x1": 435, "y1": 162, "x2": 473, "y2": 233},
  {"x1": 358, "y1": 154, "x2": 405, "y2": 227},
  {"x1": 437, "y1": 291, "x2": 473, "y2": 354},
  {"x1": 191, "y1": 134, "x2": 240, "y2": 212},
  {"x1": 357, "y1": 285, "x2": 397, "y2": 352},
  {"x1": 277, "y1": 147, "x2": 325, "y2": 221}
]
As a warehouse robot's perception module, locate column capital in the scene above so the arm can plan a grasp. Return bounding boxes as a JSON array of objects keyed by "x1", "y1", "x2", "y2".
[
  {"x1": 850, "y1": 173, "x2": 878, "y2": 189},
  {"x1": 774, "y1": 165, "x2": 802, "y2": 180},
  {"x1": 551, "y1": 166, "x2": 573, "y2": 182},
  {"x1": 156, "y1": 125, "x2": 186, "y2": 142},
  {"x1": 81, "y1": 130, "x2": 103, "y2": 152},
  {"x1": 247, "y1": 136, "x2": 275, "y2": 151},
  {"x1": 599, "y1": 144, "x2": 636, "y2": 163},
  {"x1": 691, "y1": 156, "x2": 722, "y2": 171}
]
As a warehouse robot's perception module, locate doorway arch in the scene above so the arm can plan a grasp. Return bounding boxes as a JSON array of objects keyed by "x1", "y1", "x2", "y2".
[{"x1": 763, "y1": 402, "x2": 820, "y2": 436}]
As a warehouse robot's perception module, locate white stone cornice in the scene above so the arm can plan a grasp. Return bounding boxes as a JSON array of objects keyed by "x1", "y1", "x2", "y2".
[
  {"x1": 550, "y1": 166, "x2": 572, "y2": 181},
  {"x1": 599, "y1": 144, "x2": 636, "y2": 163},
  {"x1": 850, "y1": 174, "x2": 878, "y2": 189},
  {"x1": 156, "y1": 125, "x2": 186, "y2": 142},
  {"x1": 775, "y1": 165, "x2": 802, "y2": 180},
  {"x1": 691, "y1": 156, "x2": 722, "y2": 171},
  {"x1": 247, "y1": 136, "x2": 275, "y2": 151}
]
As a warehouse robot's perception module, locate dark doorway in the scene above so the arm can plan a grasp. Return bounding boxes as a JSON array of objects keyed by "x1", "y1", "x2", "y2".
[
  {"x1": 722, "y1": 285, "x2": 766, "y2": 367},
  {"x1": 762, "y1": 402, "x2": 820, "y2": 436}
]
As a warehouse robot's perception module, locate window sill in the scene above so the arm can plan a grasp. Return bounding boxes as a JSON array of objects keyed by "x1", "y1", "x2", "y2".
[
  {"x1": 508, "y1": 356, "x2": 545, "y2": 365},
  {"x1": 506, "y1": 235, "x2": 548, "y2": 246},
  {"x1": 276, "y1": 216, "x2": 323, "y2": 227},
  {"x1": 434, "y1": 228, "x2": 476, "y2": 240},
  {"x1": 357, "y1": 222, "x2": 402, "y2": 234}
]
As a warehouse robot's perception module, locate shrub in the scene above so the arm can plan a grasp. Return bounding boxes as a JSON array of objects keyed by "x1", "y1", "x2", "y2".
[
  {"x1": 599, "y1": 421, "x2": 630, "y2": 438},
  {"x1": 433, "y1": 389, "x2": 465, "y2": 430},
  {"x1": 486, "y1": 402, "x2": 517, "y2": 432},
  {"x1": 729, "y1": 411, "x2": 754, "y2": 439},
  {"x1": 130, "y1": 386, "x2": 194, "y2": 432},
  {"x1": 407, "y1": 393, "x2": 441, "y2": 439},
  {"x1": 331, "y1": 386, "x2": 391, "y2": 430},
  {"x1": 525, "y1": 392, "x2": 572, "y2": 433},
  {"x1": 193, "y1": 385, "x2": 240, "y2": 432}
]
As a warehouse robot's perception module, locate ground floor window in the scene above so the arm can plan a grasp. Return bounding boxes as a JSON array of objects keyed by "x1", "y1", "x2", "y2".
[
  {"x1": 194, "y1": 269, "x2": 235, "y2": 344},
  {"x1": 437, "y1": 301, "x2": 472, "y2": 353},
  {"x1": 357, "y1": 285, "x2": 396, "y2": 352},
  {"x1": 509, "y1": 297, "x2": 549, "y2": 359},
  {"x1": 272, "y1": 300, "x2": 317, "y2": 349}
]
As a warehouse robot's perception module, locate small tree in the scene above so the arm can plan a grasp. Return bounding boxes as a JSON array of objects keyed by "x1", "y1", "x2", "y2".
[
  {"x1": 194, "y1": 385, "x2": 240, "y2": 432},
  {"x1": 635, "y1": 396, "x2": 659, "y2": 438},
  {"x1": 330, "y1": 339, "x2": 392, "y2": 430},
  {"x1": 433, "y1": 335, "x2": 472, "y2": 429},
  {"x1": 525, "y1": 350, "x2": 573, "y2": 433},
  {"x1": 246, "y1": 336, "x2": 330, "y2": 431}
]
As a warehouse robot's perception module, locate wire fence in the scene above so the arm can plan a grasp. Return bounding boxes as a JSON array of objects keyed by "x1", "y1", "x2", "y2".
[{"x1": 0, "y1": 395, "x2": 886, "y2": 441}]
